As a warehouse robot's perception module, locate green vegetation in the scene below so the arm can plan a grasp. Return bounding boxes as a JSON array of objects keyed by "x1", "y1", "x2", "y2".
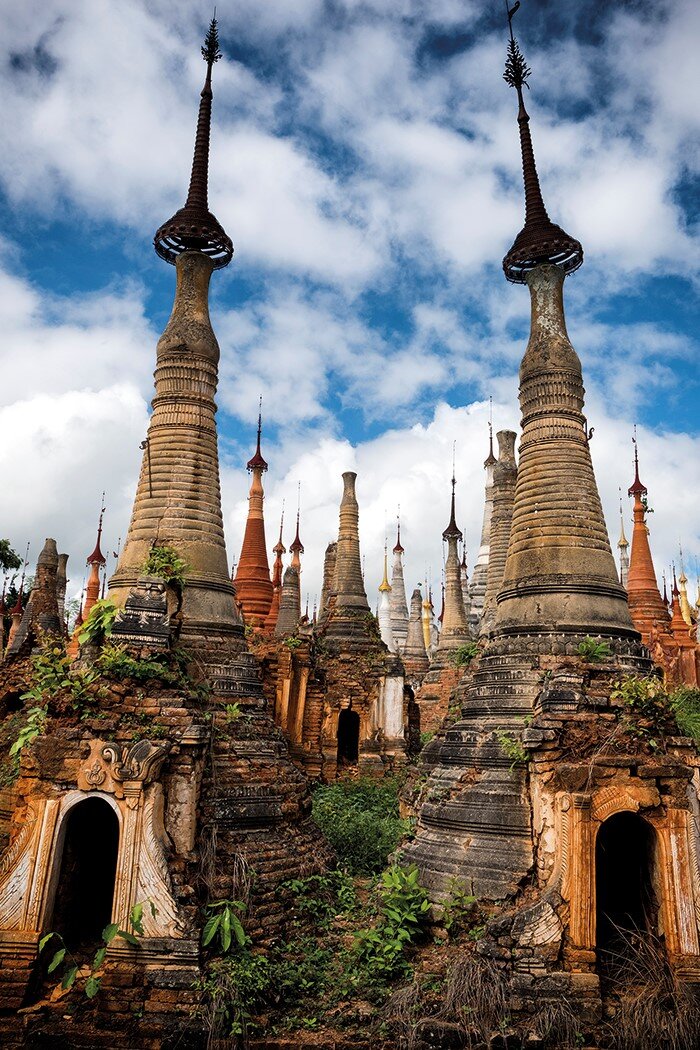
[
  {"x1": 98, "y1": 643, "x2": 182, "y2": 686},
  {"x1": 203, "y1": 900, "x2": 248, "y2": 954},
  {"x1": 576, "y1": 636, "x2": 613, "y2": 662},
  {"x1": 611, "y1": 675, "x2": 700, "y2": 746},
  {"x1": 200, "y1": 863, "x2": 432, "y2": 1040},
  {"x1": 78, "y1": 598, "x2": 118, "y2": 646},
  {"x1": 311, "y1": 776, "x2": 412, "y2": 875},
  {"x1": 39, "y1": 902, "x2": 151, "y2": 999},
  {"x1": 354, "y1": 865, "x2": 430, "y2": 979},
  {"x1": 441, "y1": 878, "x2": 480, "y2": 938},
  {"x1": 283, "y1": 635, "x2": 303, "y2": 650},
  {"x1": 0, "y1": 539, "x2": 21, "y2": 572},
  {"x1": 450, "y1": 641, "x2": 480, "y2": 667},
  {"x1": 143, "y1": 544, "x2": 188, "y2": 588},
  {"x1": 494, "y1": 728, "x2": 527, "y2": 769}
]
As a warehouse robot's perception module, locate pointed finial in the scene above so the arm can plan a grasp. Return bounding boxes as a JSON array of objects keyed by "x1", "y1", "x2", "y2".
[
  {"x1": 246, "y1": 398, "x2": 268, "y2": 472},
  {"x1": 628, "y1": 427, "x2": 647, "y2": 500},
  {"x1": 290, "y1": 483, "x2": 304, "y2": 560},
  {"x1": 273, "y1": 499, "x2": 286, "y2": 555},
  {"x1": 393, "y1": 505, "x2": 404, "y2": 554},
  {"x1": 485, "y1": 398, "x2": 497, "y2": 467},
  {"x1": 502, "y1": 3, "x2": 582, "y2": 283},
  {"x1": 154, "y1": 16, "x2": 233, "y2": 268},
  {"x1": 617, "y1": 487, "x2": 628, "y2": 547},
  {"x1": 10, "y1": 543, "x2": 30, "y2": 615},
  {"x1": 443, "y1": 456, "x2": 462, "y2": 541},
  {"x1": 379, "y1": 540, "x2": 391, "y2": 593},
  {"x1": 662, "y1": 570, "x2": 669, "y2": 606},
  {"x1": 87, "y1": 493, "x2": 107, "y2": 566}
]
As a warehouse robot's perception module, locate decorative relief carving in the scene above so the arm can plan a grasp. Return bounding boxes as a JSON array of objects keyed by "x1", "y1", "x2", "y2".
[
  {"x1": 591, "y1": 783, "x2": 660, "y2": 823},
  {"x1": 78, "y1": 738, "x2": 170, "y2": 796}
]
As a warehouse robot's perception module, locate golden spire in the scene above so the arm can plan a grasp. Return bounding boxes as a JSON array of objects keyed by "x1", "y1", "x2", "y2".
[{"x1": 379, "y1": 541, "x2": 391, "y2": 593}]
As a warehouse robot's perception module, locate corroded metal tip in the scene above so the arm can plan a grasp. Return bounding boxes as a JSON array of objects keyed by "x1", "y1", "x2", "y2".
[
  {"x1": 502, "y1": 32, "x2": 583, "y2": 284},
  {"x1": 154, "y1": 19, "x2": 233, "y2": 269}
]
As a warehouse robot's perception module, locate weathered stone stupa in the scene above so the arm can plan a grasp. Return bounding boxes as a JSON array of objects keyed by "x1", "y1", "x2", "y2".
[
  {"x1": 468, "y1": 425, "x2": 497, "y2": 634},
  {"x1": 479, "y1": 430, "x2": 517, "y2": 637},
  {"x1": 389, "y1": 521, "x2": 410, "y2": 651},
  {"x1": 0, "y1": 22, "x2": 326, "y2": 1043},
  {"x1": 402, "y1": 12, "x2": 700, "y2": 1019}
]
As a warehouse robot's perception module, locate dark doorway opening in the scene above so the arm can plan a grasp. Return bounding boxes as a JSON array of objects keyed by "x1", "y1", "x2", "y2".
[
  {"x1": 51, "y1": 798, "x2": 119, "y2": 952},
  {"x1": 596, "y1": 811, "x2": 658, "y2": 967},
  {"x1": 337, "y1": 708, "x2": 360, "y2": 766}
]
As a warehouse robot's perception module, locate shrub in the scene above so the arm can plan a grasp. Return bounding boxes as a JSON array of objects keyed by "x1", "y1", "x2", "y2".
[
  {"x1": 669, "y1": 686, "x2": 700, "y2": 742},
  {"x1": 494, "y1": 728, "x2": 527, "y2": 769},
  {"x1": 97, "y1": 643, "x2": 183, "y2": 686},
  {"x1": 451, "y1": 642, "x2": 480, "y2": 667},
  {"x1": 577, "y1": 636, "x2": 613, "y2": 662},
  {"x1": 143, "y1": 545, "x2": 188, "y2": 588},
  {"x1": 78, "y1": 598, "x2": 118, "y2": 646},
  {"x1": 312, "y1": 777, "x2": 412, "y2": 875},
  {"x1": 354, "y1": 865, "x2": 430, "y2": 979}
]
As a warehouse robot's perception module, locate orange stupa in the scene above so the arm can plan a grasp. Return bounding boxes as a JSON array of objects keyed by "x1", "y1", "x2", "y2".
[
  {"x1": 625, "y1": 442, "x2": 672, "y2": 646},
  {"x1": 83, "y1": 498, "x2": 107, "y2": 623},
  {"x1": 265, "y1": 507, "x2": 286, "y2": 632},
  {"x1": 234, "y1": 407, "x2": 273, "y2": 625}
]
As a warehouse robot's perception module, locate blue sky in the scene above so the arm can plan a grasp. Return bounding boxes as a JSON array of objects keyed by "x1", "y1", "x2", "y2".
[{"x1": 0, "y1": 0, "x2": 698, "y2": 607}]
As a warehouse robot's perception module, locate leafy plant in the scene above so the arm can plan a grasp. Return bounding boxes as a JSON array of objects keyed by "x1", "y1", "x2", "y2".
[
  {"x1": 97, "y1": 643, "x2": 182, "y2": 686},
  {"x1": 354, "y1": 865, "x2": 430, "y2": 979},
  {"x1": 576, "y1": 636, "x2": 613, "y2": 662},
  {"x1": 10, "y1": 706, "x2": 47, "y2": 757},
  {"x1": 21, "y1": 639, "x2": 102, "y2": 711},
  {"x1": 312, "y1": 777, "x2": 412, "y2": 875},
  {"x1": 39, "y1": 902, "x2": 151, "y2": 999},
  {"x1": 441, "y1": 878, "x2": 479, "y2": 937},
  {"x1": 78, "y1": 598, "x2": 118, "y2": 646},
  {"x1": 143, "y1": 545, "x2": 188, "y2": 588},
  {"x1": 203, "y1": 899, "x2": 248, "y2": 954},
  {"x1": 669, "y1": 686, "x2": 700, "y2": 741},
  {"x1": 283, "y1": 636, "x2": 303, "y2": 650},
  {"x1": 451, "y1": 642, "x2": 480, "y2": 667},
  {"x1": 0, "y1": 539, "x2": 21, "y2": 572},
  {"x1": 495, "y1": 728, "x2": 527, "y2": 769},
  {"x1": 283, "y1": 870, "x2": 357, "y2": 928}
]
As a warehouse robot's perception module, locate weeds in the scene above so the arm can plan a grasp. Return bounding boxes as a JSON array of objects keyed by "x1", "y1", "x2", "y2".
[
  {"x1": 312, "y1": 776, "x2": 412, "y2": 875},
  {"x1": 494, "y1": 729, "x2": 527, "y2": 769},
  {"x1": 577, "y1": 637, "x2": 613, "y2": 662}
]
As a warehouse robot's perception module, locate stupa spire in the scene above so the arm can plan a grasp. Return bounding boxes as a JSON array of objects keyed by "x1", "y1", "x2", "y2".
[
  {"x1": 264, "y1": 503, "x2": 286, "y2": 632},
  {"x1": 492, "y1": 7, "x2": 632, "y2": 642},
  {"x1": 110, "y1": 20, "x2": 240, "y2": 639},
  {"x1": 83, "y1": 495, "x2": 107, "y2": 622},
  {"x1": 235, "y1": 403, "x2": 274, "y2": 623},
  {"x1": 618, "y1": 488, "x2": 630, "y2": 589},
  {"x1": 502, "y1": 7, "x2": 583, "y2": 284},
  {"x1": 377, "y1": 541, "x2": 396, "y2": 651},
  {"x1": 289, "y1": 482, "x2": 304, "y2": 571},
  {"x1": 625, "y1": 438, "x2": 671, "y2": 644},
  {"x1": 468, "y1": 414, "x2": 497, "y2": 632},
  {"x1": 389, "y1": 507, "x2": 409, "y2": 651},
  {"x1": 154, "y1": 17, "x2": 233, "y2": 269}
]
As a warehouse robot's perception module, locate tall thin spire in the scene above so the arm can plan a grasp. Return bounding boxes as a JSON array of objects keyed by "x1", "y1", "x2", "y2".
[
  {"x1": 154, "y1": 17, "x2": 233, "y2": 269},
  {"x1": 390, "y1": 506, "x2": 409, "y2": 651},
  {"x1": 110, "y1": 21, "x2": 240, "y2": 638},
  {"x1": 502, "y1": 7, "x2": 582, "y2": 283},
  {"x1": 618, "y1": 487, "x2": 629, "y2": 589},
  {"x1": 247, "y1": 397, "x2": 268, "y2": 472},
  {"x1": 87, "y1": 493, "x2": 107, "y2": 567},
  {"x1": 235, "y1": 405, "x2": 273, "y2": 622},
  {"x1": 290, "y1": 482, "x2": 304, "y2": 570}
]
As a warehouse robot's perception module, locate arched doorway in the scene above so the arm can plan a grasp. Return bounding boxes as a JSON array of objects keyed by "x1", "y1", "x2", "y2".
[
  {"x1": 595, "y1": 811, "x2": 658, "y2": 966},
  {"x1": 337, "y1": 708, "x2": 360, "y2": 766},
  {"x1": 51, "y1": 798, "x2": 119, "y2": 951}
]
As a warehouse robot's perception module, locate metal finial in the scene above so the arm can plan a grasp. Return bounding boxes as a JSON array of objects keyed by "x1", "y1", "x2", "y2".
[
  {"x1": 501, "y1": 2, "x2": 582, "y2": 283},
  {"x1": 154, "y1": 16, "x2": 233, "y2": 268}
]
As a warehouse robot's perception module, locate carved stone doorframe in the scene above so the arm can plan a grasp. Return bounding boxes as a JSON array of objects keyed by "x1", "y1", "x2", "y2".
[
  {"x1": 0, "y1": 738, "x2": 184, "y2": 944},
  {"x1": 564, "y1": 787, "x2": 700, "y2": 961}
]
